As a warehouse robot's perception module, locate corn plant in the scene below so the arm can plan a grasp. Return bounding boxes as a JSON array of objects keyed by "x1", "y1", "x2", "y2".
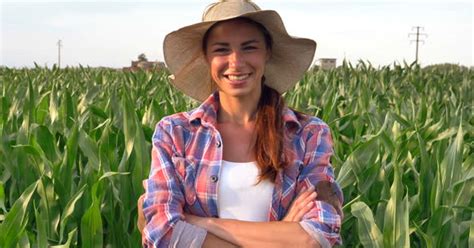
[{"x1": 0, "y1": 62, "x2": 472, "y2": 247}]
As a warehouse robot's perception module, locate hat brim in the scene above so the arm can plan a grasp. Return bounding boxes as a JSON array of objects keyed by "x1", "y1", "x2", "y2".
[{"x1": 164, "y1": 10, "x2": 316, "y2": 102}]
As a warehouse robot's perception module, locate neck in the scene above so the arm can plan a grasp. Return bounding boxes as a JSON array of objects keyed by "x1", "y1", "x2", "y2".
[{"x1": 217, "y1": 93, "x2": 260, "y2": 125}]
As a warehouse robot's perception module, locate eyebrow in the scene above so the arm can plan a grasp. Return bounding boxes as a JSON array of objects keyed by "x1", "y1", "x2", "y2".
[{"x1": 210, "y1": 39, "x2": 260, "y2": 47}]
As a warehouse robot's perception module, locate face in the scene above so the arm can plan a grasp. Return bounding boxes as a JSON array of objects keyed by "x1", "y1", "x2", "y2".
[{"x1": 204, "y1": 19, "x2": 271, "y2": 102}]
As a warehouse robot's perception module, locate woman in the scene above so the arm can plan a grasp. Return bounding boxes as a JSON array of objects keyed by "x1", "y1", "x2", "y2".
[{"x1": 140, "y1": 1, "x2": 343, "y2": 247}]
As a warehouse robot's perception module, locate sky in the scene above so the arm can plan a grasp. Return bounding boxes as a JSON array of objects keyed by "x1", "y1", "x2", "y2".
[{"x1": 1, "y1": 0, "x2": 472, "y2": 68}]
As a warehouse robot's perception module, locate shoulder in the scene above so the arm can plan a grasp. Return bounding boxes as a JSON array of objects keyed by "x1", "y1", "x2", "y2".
[
  {"x1": 153, "y1": 110, "x2": 197, "y2": 141},
  {"x1": 291, "y1": 110, "x2": 331, "y2": 136},
  {"x1": 283, "y1": 110, "x2": 333, "y2": 155},
  {"x1": 300, "y1": 115, "x2": 333, "y2": 152},
  {"x1": 157, "y1": 111, "x2": 192, "y2": 128}
]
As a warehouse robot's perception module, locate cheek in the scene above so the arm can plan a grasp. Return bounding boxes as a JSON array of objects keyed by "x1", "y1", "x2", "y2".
[
  {"x1": 251, "y1": 53, "x2": 268, "y2": 68},
  {"x1": 252, "y1": 58, "x2": 267, "y2": 73},
  {"x1": 209, "y1": 58, "x2": 224, "y2": 76}
]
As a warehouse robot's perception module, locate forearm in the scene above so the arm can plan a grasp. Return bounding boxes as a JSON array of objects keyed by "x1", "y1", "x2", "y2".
[
  {"x1": 202, "y1": 218, "x2": 319, "y2": 248},
  {"x1": 202, "y1": 232, "x2": 239, "y2": 248}
]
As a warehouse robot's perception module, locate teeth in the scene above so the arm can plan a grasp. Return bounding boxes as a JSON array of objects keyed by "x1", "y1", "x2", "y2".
[{"x1": 227, "y1": 74, "x2": 249, "y2": 81}]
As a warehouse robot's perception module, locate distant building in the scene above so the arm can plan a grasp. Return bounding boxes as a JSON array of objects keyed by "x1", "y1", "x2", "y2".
[
  {"x1": 122, "y1": 60, "x2": 166, "y2": 72},
  {"x1": 319, "y1": 58, "x2": 337, "y2": 70}
]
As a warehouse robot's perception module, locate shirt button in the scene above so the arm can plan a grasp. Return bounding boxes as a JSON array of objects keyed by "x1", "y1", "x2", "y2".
[
  {"x1": 216, "y1": 140, "x2": 221, "y2": 148},
  {"x1": 210, "y1": 175, "x2": 218, "y2": 182}
]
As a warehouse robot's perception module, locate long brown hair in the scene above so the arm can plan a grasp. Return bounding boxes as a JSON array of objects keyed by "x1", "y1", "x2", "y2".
[
  {"x1": 255, "y1": 83, "x2": 288, "y2": 183},
  {"x1": 203, "y1": 17, "x2": 287, "y2": 183}
]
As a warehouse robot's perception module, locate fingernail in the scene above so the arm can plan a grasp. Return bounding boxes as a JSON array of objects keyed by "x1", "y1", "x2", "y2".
[{"x1": 311, "y1": 192, "x2": 317, "y2": 197}]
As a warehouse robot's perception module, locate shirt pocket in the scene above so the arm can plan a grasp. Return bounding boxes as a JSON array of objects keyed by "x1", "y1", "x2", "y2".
[{"x1": 171, "y1": 156, "x2": 197, "y2": 206}]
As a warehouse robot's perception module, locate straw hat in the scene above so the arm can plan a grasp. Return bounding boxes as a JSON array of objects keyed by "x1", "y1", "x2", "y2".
[{"x1": 163, "y1": 0, "x2": 316, "y2": 102}]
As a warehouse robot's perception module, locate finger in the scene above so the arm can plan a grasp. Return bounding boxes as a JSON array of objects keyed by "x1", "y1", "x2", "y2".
[
  {"x1": 138, "y1": 217, "x2": 145, "y2": 234},
  {"x1": 295, "y1": 191, "x2": 317, "y2": 210},
  {"x1": 288, "y1": 191, "x2": 317, "y2": 221},
  {"x1": 138, "y1": 194, "x2": 145, "y2": 210},
  {"x1": 293, "y1": 193, "x2": 317, "y2": 219},
  {"x1": 300, "y1": 191, "x2": 317, "y2": 206},
  {"x1": 284, "y1": 186, "x2": 316, "y2": 221},
  {"x1": 137, "y1": 195, "x2": 145, "y2": 233},
  {"x1": 293, "y1": 201, "x2": 314, "y2": 221},
  {"x1": 302, "y1": 185, "x2": 316, "y2": 194},
  {"x1": 293, "y1": 186, "x2": 316, "y2": 206},
  {"x1": 294, "y1": 185, "x2": 315, "y2": 201},
  {"x1": 282, "y1": 212, "x2": 294, "y2": 222}
]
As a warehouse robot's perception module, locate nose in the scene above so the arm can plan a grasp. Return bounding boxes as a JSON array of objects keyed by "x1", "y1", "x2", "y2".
[{"x1": 228, "y1": 50, "x2": 243, "y2": 68}]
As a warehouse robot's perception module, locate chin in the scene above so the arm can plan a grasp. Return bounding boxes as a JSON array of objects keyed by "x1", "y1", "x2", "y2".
[{"x1": 223, "y1": 88, "x2": 261, "y2": 99}]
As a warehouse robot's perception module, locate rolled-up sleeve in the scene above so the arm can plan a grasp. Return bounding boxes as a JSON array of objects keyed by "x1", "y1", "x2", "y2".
[
  {"x1": 297, "y1": 122, "x2": 343, "y2": 246},
  {"x1": 142, "y1": 119, "x2": 207, "y2": 247}
]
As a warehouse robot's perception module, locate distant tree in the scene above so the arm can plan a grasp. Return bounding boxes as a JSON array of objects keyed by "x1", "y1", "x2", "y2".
[
  {"x1": 423, "y1": 63, "x2": 468, "y2": 72},
  {"x1": 309, "y1": 65, "x2": 320, "y2": 72},
  {"x1": 138, "y1": 53, "x2": 148, "y2": 62}
]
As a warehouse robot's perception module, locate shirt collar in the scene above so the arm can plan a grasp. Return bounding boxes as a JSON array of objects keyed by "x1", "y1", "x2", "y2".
[
  {"x1": 188, "y1": 91, "x2": 220, "y2": 127},
  {"x1": 188, "y1": 91, "x2": 302, "y2": 132}
]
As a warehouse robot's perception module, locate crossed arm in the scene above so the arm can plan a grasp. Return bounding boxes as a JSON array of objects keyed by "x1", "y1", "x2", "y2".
[
  {"x1": 187, "y1": 186, "x2": 321, "y2": 247},
  {"x1": 139, "y1": 186, "x2": 325, "y2": 247},
  {"x1": 187, "y1": 216, "x2": 319, "y2": 248},
  {"x1": 141, "y1": 119, "x2": 342, "y2": 247}
]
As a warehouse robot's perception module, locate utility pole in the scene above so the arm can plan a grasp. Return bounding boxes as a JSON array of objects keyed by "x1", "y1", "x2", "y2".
[
  {"x1": 57, "y1": 39, "x2": 62, "y2": 68},
  {"x1": 408, "y1": 26, "x2": 427, "y2": 63}
]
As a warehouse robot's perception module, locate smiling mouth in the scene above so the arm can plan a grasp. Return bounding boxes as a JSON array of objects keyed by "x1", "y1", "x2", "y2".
[{"x1": 225, "y1": 74, "x2": 251, "y2": 81}]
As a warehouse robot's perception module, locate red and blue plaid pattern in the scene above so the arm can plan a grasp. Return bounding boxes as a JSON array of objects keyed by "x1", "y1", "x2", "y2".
[{"x1": 142, "y1": 92, "x2": 343, "y2": 247}]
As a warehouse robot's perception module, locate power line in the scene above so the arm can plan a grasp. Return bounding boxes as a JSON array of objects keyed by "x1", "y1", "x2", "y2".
[
  {"x1": 408, "y1": 26, "x2": 427, "y2": 63},
  {"x1": 57, "y1": 39, "x2": 62, "y2": 68}
]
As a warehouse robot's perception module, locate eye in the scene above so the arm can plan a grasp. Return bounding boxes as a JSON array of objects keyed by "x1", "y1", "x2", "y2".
[
  {"x1": 243, "y1": 46, "x2": 257, "y2": 51},
  {"x1": 213, "y1": 47, "x2": 229, "y2": 53}
]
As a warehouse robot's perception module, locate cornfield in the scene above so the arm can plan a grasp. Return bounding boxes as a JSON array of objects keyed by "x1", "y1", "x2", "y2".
[{"x1": 0, "y1": 61, "x2": 472, "y2": 247}]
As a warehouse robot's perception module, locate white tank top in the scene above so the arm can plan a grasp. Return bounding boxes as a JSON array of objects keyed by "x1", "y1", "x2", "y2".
[{"x1": 217, "y1": 160, "x2": 275, "y2": 221}]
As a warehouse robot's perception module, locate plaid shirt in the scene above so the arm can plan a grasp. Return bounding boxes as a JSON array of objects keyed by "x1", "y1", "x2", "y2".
[{"x1": 142, "y1": 92, "x2": 343, "y2": 247}]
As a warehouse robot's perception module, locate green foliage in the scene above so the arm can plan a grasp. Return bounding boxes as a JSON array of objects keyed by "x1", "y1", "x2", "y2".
[
  {"x1": 286, "y1": 61, "x2": 473, "y2": 247},
  {"x1": 0, "y1": 62, "x2": 472, "y2": 247}
]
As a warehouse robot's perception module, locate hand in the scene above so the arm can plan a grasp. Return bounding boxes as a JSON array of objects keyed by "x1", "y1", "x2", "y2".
[
  {"x1": 183, "y1": 213, "x2": 208, "y2": 228},
  {"x1": 137, "y1": 195, "x2": 145, "y2": 234},
  {"x1": 183, "y1": 213, "x2": 211, "y2": 230},
  {"x1": 282, "y1": 186, "x2": 317, "y2": 222}
]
